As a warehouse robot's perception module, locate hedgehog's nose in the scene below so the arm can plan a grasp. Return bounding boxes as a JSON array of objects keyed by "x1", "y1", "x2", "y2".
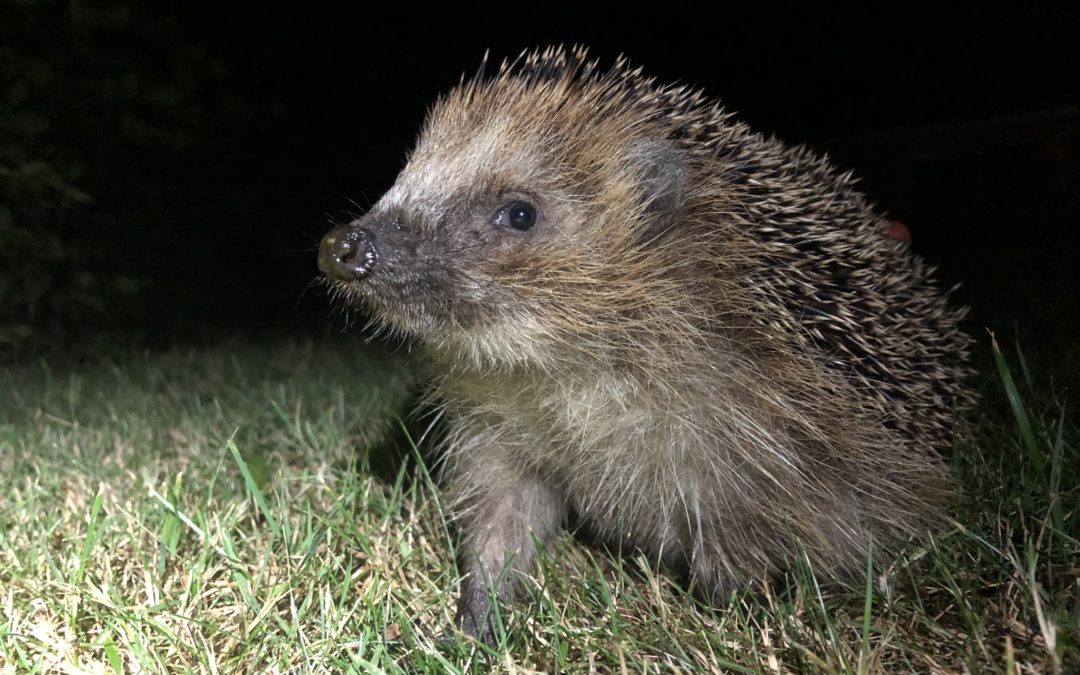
[{"x1": 318, "y1": 225, "x2": 379, "y2": 281}]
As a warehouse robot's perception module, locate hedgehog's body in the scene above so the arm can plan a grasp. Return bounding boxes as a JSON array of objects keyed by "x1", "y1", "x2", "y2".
[{"x1": 318, "y1": 46, "x2": 974, "y2": 641}]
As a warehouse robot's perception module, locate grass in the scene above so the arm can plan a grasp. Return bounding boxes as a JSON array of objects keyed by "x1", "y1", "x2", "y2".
[{"x1": 0, "y1": 337, "x2": 1076, "y2": 673}]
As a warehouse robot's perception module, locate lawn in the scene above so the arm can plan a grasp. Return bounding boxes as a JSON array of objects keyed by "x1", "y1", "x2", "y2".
[{"x1": 0, "y1": 338, "x2": 1075, "y2": 673}]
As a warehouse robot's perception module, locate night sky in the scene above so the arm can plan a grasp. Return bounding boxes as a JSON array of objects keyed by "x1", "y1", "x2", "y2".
[{"x1": 4, "y1": 3, "x2": 1079, "y2": 370}]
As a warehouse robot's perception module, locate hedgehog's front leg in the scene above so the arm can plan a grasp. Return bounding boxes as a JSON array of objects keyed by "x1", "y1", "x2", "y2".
[{"x1": 448, "y1": 443, "x2": 564, "y2": 644}]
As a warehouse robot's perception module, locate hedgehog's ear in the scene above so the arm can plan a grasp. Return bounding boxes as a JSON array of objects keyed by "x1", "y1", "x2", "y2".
[{"x1": 628, "y1": 139, "x2": 687, "y2": 239}]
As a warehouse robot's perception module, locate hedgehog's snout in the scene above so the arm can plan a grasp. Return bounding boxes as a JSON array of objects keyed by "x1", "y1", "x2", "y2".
[{"x1": 319, "y1": 224, "x2": 380, "y2": 281}]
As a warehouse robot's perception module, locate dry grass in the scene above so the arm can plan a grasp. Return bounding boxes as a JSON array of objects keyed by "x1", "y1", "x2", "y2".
[{"x1": 0, "y1": 338, "x2": 1075, "y2": 673}]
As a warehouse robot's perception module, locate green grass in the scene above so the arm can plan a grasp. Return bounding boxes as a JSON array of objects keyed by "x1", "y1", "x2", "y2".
[{"x1": 0, "y1": 338, "x2": 1076, "y2": 673}]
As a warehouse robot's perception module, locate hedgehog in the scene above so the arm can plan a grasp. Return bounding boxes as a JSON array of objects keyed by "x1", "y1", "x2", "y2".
[{"x1": 318, "y1": 46, "x2": 974, "y2": 642}]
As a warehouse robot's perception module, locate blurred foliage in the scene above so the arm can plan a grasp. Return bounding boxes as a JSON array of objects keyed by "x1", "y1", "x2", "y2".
[{"x1": 0, "y1": 0, "x2": 266, "y2": 357}]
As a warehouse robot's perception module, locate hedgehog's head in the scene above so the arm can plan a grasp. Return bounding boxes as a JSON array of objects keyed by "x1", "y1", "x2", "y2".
[{"x1": 320, "y1": 47, "x2": 705, "y2": 367}]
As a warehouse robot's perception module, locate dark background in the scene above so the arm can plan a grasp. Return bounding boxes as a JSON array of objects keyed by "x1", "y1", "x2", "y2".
[{"x1": 2, "y1": 2, "x2": 1078, "y2": 385}]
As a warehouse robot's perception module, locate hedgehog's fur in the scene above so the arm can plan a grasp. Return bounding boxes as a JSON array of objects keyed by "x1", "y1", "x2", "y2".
[{"x1": 321, "y1": 45, "x2": 974, "y2": 640}]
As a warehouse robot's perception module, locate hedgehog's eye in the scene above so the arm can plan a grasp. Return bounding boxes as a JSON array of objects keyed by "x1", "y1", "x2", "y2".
[{"x1": 494, "y1": 201, "x2": 537, "y2": 231}]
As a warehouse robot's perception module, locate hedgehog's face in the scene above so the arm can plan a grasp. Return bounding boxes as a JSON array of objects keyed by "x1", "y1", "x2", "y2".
[{"x1": 319, "y1": 84, "x2": 688, "y2": 366}]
